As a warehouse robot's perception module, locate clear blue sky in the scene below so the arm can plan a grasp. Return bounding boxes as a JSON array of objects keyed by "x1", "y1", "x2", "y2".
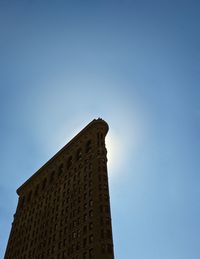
[{"x1": 1, "y1": 0, "x2": 200, "y2": 258}]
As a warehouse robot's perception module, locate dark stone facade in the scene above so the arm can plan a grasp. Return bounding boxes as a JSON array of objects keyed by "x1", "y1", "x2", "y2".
[{"x1": 4, "y1": 119, "x2": 114, "y2": 259}]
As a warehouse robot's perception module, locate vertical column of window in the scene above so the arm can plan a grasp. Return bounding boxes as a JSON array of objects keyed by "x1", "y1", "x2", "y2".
[{"x1": 97, "y1": 134, "x2": 114, "y2": 257}]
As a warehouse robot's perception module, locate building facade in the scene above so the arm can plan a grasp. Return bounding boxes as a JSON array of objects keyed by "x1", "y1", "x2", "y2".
[{"x1": 4, "y1": 119, "x2": 114, "y2": 259}]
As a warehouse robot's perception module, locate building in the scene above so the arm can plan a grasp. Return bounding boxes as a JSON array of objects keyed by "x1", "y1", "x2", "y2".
[{"x1": 4, "y1": 118, "x2": 114, "y2": 259}]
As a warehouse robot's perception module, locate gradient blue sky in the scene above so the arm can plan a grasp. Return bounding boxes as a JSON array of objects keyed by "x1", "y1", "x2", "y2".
[{"x1": 1, "y1": 0, "x2": 200, "y2": 258}]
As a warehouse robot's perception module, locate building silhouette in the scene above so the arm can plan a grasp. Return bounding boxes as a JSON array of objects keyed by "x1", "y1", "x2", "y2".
[{"x1": 4, "y1": 118, "x2": 114, "y2": 259}]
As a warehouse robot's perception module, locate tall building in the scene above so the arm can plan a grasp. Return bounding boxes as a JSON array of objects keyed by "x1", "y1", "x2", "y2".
[{"x1": 4, "y1": 118, "x2": 114, "y2": 259}]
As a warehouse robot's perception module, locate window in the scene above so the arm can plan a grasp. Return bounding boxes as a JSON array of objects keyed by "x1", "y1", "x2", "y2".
[
  {"x1": 97, "y1": 133, "x2": 100, "y2": 146},
  {"x1": 76, "y1": 148, "x2": 82, "y2": 161},
  {"x1": 20, "y1": 196, "x2": 25, "y2": 208},
  {"x1": 89, "y1": 234, "x2": 94, "y2": 243},
  {"x1": 101, "y1": 244, "x2": 105, "y2": 253},
  {"x1": 42, "y1": 178, "x2": 47, "y2": 190},
  {"x1": 67, "y1": 156, "x2": 72, "y2": 169},
  {"x1": 73, "y1": 232, "x2": 77, "y2": 238},
  {"x1": 50, "y1": 171, "x2": 55, "y2": 183},
  {"x1": 89, "y1": 222, "x2": 93, "y2": 230},
  {"x1": 107, "y1": 244, "x2": 113, "y2": 253},
  {"x1": 107, "y1": 229, "x2": 112, "y2": 238},
  {"x1": 83, "y1": 225, "x2": 87, "y2": 234},
  {"x1": 35, "y1": 185, "x2": 39, "y2": 196},
  {"x1": 58, "y1": 164, "x2": 64, "y2": 175},
  {"x1": 27, "y1": 191, "x2": 32, "y2": 202},
  {"x1": 86, "y1": 140, "x2": 92, "y2": 153},
  {"x1": 76, "y1": 242, "x2": 80, "y2": 251},
  {"x1": 83, "y1": 214, "x2": 87, "y2": 222},
  {"x1": 89, "y1": 248, "x2": 94, "y2": 258},
  {"x1": 106, "y1": 217, "x2": 110, "y2": 225},
  {"x1": 89, "y1": 200, "x2": 93, "y2": 207},
  {"x1": 83, "y1": 238, "x2": 87, "y2": 248},
  {"x1": 89, "y1": 210, "x2": 93, "y2": 217}
]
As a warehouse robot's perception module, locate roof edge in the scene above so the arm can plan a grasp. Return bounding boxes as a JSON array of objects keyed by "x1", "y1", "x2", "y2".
[{"x1": 16, "y1": 118, "x2": 108, "y2": 195}]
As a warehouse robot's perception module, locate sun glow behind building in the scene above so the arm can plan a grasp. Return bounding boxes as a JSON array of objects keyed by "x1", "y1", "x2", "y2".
[{"x1": 1, "y1": 1, "x2": 200, "y2": 259}]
